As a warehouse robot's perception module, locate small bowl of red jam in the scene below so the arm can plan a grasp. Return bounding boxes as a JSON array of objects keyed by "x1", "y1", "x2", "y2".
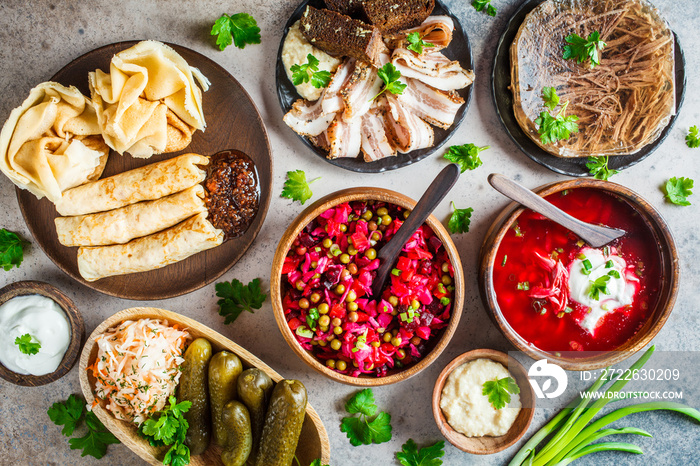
[
  {"x1": 479, "y1": 179, "x2": 678, "y2": 371},
  {"x1": 271, "y1": 188, "x2": 465, "y2": 386}
]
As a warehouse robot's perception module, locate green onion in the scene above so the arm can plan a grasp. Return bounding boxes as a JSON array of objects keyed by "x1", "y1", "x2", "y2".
[
  {"x1": 330, "y1": 244, "x2": 342, "y2": 256},
  {"x1": 440, "y1": 297, "x2": 451, "y2": 306},
  {"x1": 517, "y1": 282, "x2": 530, "y2": 291},
  {"x1": 391, "y1": 268, "x2": 401, "y2": 276},
  {"x1": 581, "y1": 259, "x2": 592, "y2": 274},
  {"x1": 295, "y1": 325, "x2": 313, "y2": 339},
  {"x1": 608, "y1": 270, "x2": 621, "y2": 279},
  {"x1": 555, "y1": 442, "x2": 644, "y2": 466},
  {"x1": 502, "y1": 255, "x2": 508, "y2": 266},
  {"x1": 562, "y1": 427, "x2": 651, "y2": 460},
  {"x1": 605, "y1": 259, "x2": 614, "y2": 268},
  {"x1": 603, "y1": 246, "x2": 610, "y2": 256}
]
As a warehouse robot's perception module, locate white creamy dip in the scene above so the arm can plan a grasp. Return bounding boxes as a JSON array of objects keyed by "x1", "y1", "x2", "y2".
[
  {"x1": 568, "y1": 247, "x2": 638, "y2": 334},
  {"x1": 282, "y1": 20, "x2": 341, "y2": 101},
  {"x1": 440, "y1": 358, "x2": 521, "y2": 437},
  {"x1": 0, "y1": 294, "x2": 71, "y2": 376}
]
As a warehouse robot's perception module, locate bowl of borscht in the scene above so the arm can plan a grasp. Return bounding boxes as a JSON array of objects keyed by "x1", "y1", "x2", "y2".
[
  {"x1": 479, "y1": 179, "x2": 678, "y2": 370},
  {"x1": 271, "y1": 187, "x2": 465, "y2": 386}
]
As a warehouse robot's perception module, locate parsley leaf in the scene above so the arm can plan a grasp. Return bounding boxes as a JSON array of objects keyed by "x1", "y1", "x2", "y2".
[
  {"x1": 163, "y1": 441, "x2": 191, "y2": 466},
  {"x1": 396, "y1": 439, "x2": 445, "y2": 466},
  {"x1": 340, "y1": 389, "x2": 392, "y2": 446},
  {"x1": 588, "y1": 274, "x2": 611, "y2": 300},
  {"x1": 443, "y1": 143, "x2": 489, "y2": 172},
  {"x1": 281, "y1": 170, "x2": 319, "y2": 205},
  {"x1": 472, "y1": 0, "x2": 497, "y2": 16},
  {"x1": 290, "y1": 54, "x2": 332, "y2": 89},
  {"x1": 0, "y1": 228, "x2": 28, "y2": 271},
  {"x1": 542, "y1": 86, "x2": 560, "y2": 111},
  {"x1": 139, "y1": 397, "x2": 191, "y2": 466},
  {"x1": 68, "y1": 411, "x2": 120, "y2": 459},
  {"x1": 447, "y1": 202, "x2": 473, "y2": 234},
  {"x1": 310, "y1": 460, "x2": 330, "y2": 466},
  {"x1": 215, "y1": 278, "x2": 267, "y2": 324},
  {"x1": 687, "y1": 126, "x2": 700, "y2": 148},
  {"x1": 482, "y1": 376, "x2": 520, "y2": 410},
  {"x1": 48, "y1": 394, "x2": 85, "y2": 436},
  {"x1": 211, "y1": 13, "x2": 261, "y2": 51},
  {"x1": 663, "y1": 177, "x2": 694, "y2": 206},
  {"x1": 14, "y1": 333, "x2": 41, "y2": 355},
  {"x1": 563, "y1": 31, "x2": 606, "y2": 67},
  {"x1": 535, "y1": 101, "x2": 579, "y2": 145},
  {"x1": 406, "y1": 32, "x2": 435, "y2": 54},
  {"x1": 586, "y1": 155, "x2": 619, "y2": 181},
  {"x1": 371, "y1": 63, "x2": 407, "y2": 101}
]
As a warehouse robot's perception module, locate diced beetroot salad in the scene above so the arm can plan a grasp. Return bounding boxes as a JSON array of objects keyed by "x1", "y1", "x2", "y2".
[{"x1": 281, "y1": 200, "x2": 455, "y2": 378}]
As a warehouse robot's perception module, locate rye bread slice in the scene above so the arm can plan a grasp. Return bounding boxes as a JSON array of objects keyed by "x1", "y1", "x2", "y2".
[
  {"x1": 300, "y1": 6, "x2": 384, "y2": 67},
  {"x1": 324, "y1": 0, "x2": 362, "y2": 15},
  {"x1": 361, "y1": 0, "x2": 435, "y2": 33}
]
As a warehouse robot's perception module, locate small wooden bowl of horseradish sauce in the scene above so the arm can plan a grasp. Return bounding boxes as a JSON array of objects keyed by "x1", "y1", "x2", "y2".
[
  {"x1": 432, "y1": 349, "x2": 535, "y2": 454},
  {"x1": 0, "y1": 280, "x2": 84, "y2": 386}
]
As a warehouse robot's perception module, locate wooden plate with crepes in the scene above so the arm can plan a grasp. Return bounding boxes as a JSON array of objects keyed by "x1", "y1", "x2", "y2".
[{"x1": 16, "y1": 41, "x2": 272, "y2": 300}]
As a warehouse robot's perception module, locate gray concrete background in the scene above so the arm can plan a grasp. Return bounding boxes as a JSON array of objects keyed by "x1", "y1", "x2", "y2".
[{"x1": 0, "y1": 0, "x2": 698, "y2": 465}]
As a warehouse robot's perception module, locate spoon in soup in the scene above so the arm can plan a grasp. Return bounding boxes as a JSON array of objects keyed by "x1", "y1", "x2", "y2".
[
  {"x1": 369, "y1": 163, "x2": 460, "y2": 299},
  {"x1": 488, "y1": 174, "x2": 625, "y2": 247}
]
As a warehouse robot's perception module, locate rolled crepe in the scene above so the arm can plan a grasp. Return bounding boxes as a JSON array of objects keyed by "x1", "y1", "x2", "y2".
[
  {"x1": 77, "y1": 212, "x2": 224, "y2": 281},
  {"x1": 89, "y1": 40, "x2": 210, "y2": 158},
  {"x1": 55, "y1": 184, "x2": 207, "y2": 247},
  {"x1": 0, "y1": 82, "x2": 109, "y2": 202},
  {"x1": 55, "y1": 153, "x2": 208, "y2": 216}
]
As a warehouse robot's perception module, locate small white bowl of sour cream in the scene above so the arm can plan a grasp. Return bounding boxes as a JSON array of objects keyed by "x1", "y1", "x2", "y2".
[{"x1": 0, "y1": 280, "x2": 84, "y2": 386}]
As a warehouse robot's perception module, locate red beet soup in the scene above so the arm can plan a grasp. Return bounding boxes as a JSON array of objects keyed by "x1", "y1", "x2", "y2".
[{"x1": 493, "y1": 188, "x2": 662, "y2": 355}]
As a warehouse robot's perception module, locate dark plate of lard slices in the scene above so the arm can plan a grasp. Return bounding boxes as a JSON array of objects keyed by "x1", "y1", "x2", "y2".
[{"x1": 276, "y1": 0, "x2": 474, "y2": 173}]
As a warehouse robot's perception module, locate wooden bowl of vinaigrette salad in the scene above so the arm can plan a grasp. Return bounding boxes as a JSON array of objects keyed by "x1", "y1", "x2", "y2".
[
  {"x1": 479, "y1": 178, "x2": 679, "y2": 371},
  {"x1": 432, "y1": 349, "x2": 535, "y2": 454},
  {"x1": 270, "y1": 187, "x2": 465, "y2": 386}
]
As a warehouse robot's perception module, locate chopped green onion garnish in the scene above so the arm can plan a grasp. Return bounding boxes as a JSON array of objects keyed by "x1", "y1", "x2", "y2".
[
  {"x1": 440, "y1": 297, "x2": 451, "y2": 305},
  {"x1": 314, "y1": 246, "x2": 322, "y2": 252},
  {"x1": 330, "y1": 244, "x2": 342, "y2": 256},
  {"x1": 502, "y1": 255, "x2": 508, "y2": 266},
  {"x1": 437, "y1": 283, "x2": 446, "y2": 294},
  {"x1": 295, "y1": 325, "x2": 314, "y2": 339},
  {"x1": 603, "y1": 246, "x2": 610, "y2": 257},
  {"x1": 605, "y1": 260, "x2": 614, "y2": 268},
  {"x1": 608, "y1": 270, "x2": 621, "y2": 279},
  {"x1": 514, "y1": 224, "x2": 524, "y2": 237},
  {"x1": 517, "y1": 282, "x2": 530, "y2": 291},
  {"x1": 391, "y1": 268, "x2": 401, "y2": 276},
  {"x1": 564, "y1": 306, "x2": 574, "y2": 313},
  {"x1": 582, "y1": 259, "x2": 592, "y2": 275}
]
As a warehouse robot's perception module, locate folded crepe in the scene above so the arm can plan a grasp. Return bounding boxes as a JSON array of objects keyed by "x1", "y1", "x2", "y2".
[
  {"x1": 89, "y1": 40, "x2": 210, "y2": 158},
  {"x1": 55, "y1": 184, "x2": 207, "y2": 247},
  {"x1": 77, "y1": 212, "x2": 224, "y2": 281},
  {"x1": 0, "y1": 82, "x2": 109, "y2": 202},
  {"x1": 55, "y1": 153, "x2": 208, "y2": 216}
]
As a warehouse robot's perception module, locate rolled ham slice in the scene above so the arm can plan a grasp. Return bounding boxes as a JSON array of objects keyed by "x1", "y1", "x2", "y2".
[
  {"x1": 392, "y1": 48, "x2": 474, "y2": 91},
  {"x1": 55, "y1": 153, "x2": 208, "y2": 216},
  {"x1": 77, "y1": 212, "x2": 224, "y2": 281},
  {"x1": 54, "y1": 185, "x2": 207, "y2": 247}
]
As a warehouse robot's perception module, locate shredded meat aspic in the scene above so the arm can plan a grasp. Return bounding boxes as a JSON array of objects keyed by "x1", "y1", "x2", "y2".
[
  {"x1": 510, "y1": 0, "x2": 675, "y2": 158},
  {"x1": 204, "y1": 150, "x2": 259, "y2": 238}
]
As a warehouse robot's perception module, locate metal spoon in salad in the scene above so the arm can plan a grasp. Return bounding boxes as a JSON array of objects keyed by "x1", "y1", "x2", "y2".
[
  {"x1": 488, "y1": 173, "x2": 625, "y2": 247},
  {"x1": 369, "y1": 163, "x2": 460, "y2": 299}
]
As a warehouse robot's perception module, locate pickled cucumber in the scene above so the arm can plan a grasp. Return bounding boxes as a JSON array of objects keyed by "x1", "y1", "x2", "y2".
[
  {"x1": 209, "y1": 351, "x2": 243, "y2": 446},
  {"x1": 255, "y1": 379, "x2": 307, "y2": 466},
  {"x1": 237, "y1": 368, "x2": 273, "y2": 458},
  {"x1": 220, "y1": 400, "x2": 252, "y2": 466},
  {"x1": 177, "y1": 337, "x2": 212, "y2": 455}
]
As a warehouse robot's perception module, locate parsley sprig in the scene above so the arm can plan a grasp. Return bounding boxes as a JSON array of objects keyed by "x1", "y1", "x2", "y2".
[
  {"x1": 542, "y1": 86, "x2": 560, "y2": 111},
  {"x1": 216, "y1": 278, "x2": 267, "y2": 324},
  {"x1": 472, "y1": 0, "x2": 497, "y2": 16},
  {"x1": 406, "y1": 32, "x2": 435, "y2": 54},
  {"x1": 396, "y1": 439, "x2": 445, "y2": 466},
  {"x1": 443, "y1": 144, "x2": 489, "y2": 172},
  {"x1": 447, "y1": 202, "x2": 473, "y2": 234},
  {"x1": 309, "y1": 460, "x2": 330, "y2": 466},
  {"x1": 211, "y1": 13, "x2": 261, "y2": 51},
  {"x1": 482, "y1": 376, "x2": 520, "y2": 410},
  {"x1": 15, "y1": 333, "x2": 41, "y2": 355},
  {"x1": 290, "y1": 54, "x2": 332, "y2": 89},
  {"x1": 586, "y1": 155, "x2": 619, "y2": 181},
  {"x1": 0, "y1": 228, "x2": 28, "y2": 271},
  {"x1": 663, "y1": 177, "x2": 694, "y2": 206},
  {"x1": 563, "y1": 31, "x2": 606, "y2": 67},
  {"x1": 535, "y1": 99, "x2": 579, "y2": 145},
  {"x1": 340, "y1": 389, "x2": 392, "y2": 446},
  {"x1": 371, "y1": 63, "x2": 407, "y2": 102},
  {"x1": 139, "y1": 396, "x2": 192, "y2": 466},
  {"x1": 686, "y1": 125, "x2": 700, "y2": 148},
  {"x1": 48, "y1": 395, "x2": 120, "y2": 459},
  {"x1": 282, "y1": 170, "x2": 319, "y2": 205}
]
